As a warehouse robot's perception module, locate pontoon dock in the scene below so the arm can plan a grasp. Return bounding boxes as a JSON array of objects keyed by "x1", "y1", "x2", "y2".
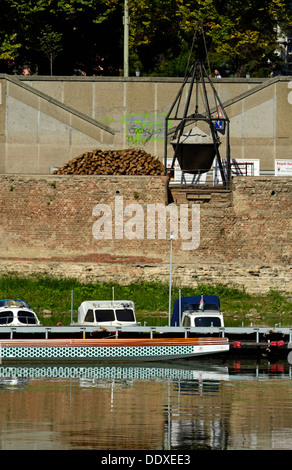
[{"x1": 0, "y1": 325, "x2": 291, "y2": 355}]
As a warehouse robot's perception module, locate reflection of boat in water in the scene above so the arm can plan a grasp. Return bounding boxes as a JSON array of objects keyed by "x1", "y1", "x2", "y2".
[
  {"x1": 0, "y1": 363, "x2": 229, "y2": 389},
  {"x1": 0, "y1": 360, "x2": 291, "y2": 389},
  {"x1": 0, "y1": 375, "x2": 29, "y2": 389}
]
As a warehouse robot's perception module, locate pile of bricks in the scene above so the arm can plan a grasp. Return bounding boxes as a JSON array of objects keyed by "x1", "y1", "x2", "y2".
[{"x1": 53, "y1": 148, "x2": 164, "y2": 175}]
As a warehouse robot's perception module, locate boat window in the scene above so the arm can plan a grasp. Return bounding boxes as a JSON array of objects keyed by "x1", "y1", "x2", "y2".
[
  {"x1": 94, "y1": 309, "x2": 115, "y2": 322},
  {"x1": 194, "y1": 317, "x2": 222, "y2": 327},
  {"x1": 0, "y1": 310, "x2": 13, "y2": 324},
  {"x1": 116, "y1": 308, "x2": 135, "y2": 322},
  {"x1": 17, "y1": 310, "x2": 38, "y2": 325},
  {"x1": 84, "y1": 309, "x2": 94, "y2": 322}
]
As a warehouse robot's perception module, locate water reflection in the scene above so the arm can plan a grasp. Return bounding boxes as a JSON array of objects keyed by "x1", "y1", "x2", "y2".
[
  {"x1": 0, "y1": 359, "x2": 291, "y2": 450},
  {"x1": 0, "y1": 359, "x2": 291, "y2": 384}
]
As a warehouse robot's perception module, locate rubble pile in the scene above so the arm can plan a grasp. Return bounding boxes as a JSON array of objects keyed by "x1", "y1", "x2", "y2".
[{"x1": 53, "y1": 148, "x2": 164, "y2": 175}]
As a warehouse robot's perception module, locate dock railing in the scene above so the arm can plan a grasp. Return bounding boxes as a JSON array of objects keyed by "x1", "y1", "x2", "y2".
[{"x1": 1, "y1": 325, "x2": 292, "y2": 344}]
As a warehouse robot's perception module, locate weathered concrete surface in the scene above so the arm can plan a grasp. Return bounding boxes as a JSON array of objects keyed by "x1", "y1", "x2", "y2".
[{"x1": 0, "y1": 75, "x2": 292, "y2": 174}]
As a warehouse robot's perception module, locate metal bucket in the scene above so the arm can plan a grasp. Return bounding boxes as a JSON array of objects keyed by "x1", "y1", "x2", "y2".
[{"x1": 171, "y1": 126, "x2": 219, "y2": 174}]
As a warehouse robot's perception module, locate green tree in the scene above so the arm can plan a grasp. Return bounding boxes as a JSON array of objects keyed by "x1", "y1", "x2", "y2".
[
  {"x1": 0, "y1": 33, "x2": 21, "y2": 61},
  {"x1": 129, "y1": 0, "x2": 292, "y2": 76},
  {"x1": 0, "y1": 0, "x2": 291, "y2": 76},
  {"x1": 0, "y1": 0, "x2": 122, "y2": 74},
  {"x1": 39, "y1": 26, "x2": 62, "y2": 75},
  {"x1": 128, "y1": 0, "x2": 186, "y2": 75}
]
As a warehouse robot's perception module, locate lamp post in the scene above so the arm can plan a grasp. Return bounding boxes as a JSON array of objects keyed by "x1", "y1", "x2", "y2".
[
  {"x1": 123, "y1": 0, "x2": 129, "y2": 77},
  {"x1": 168, "y1": 230, "x2": 176, "y2": 327}
]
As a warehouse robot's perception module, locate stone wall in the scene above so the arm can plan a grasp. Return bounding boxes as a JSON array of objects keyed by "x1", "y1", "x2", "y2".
[{"x1": 0, "y1": 174, "x2": 290, "y2": 293}]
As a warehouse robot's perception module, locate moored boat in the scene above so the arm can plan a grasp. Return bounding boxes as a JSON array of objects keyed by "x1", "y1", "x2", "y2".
[
  {"x1": 0, "y1": 299, "x2": 41, "y2": 327},
  {"x1": 76, "y1": 300, "x2": 140, "y2": 328},
  {"x1": 0, "y1": 336, "x2": 229, "y2": 362},
  {"x1": 171, "y1": 295, "x2": 224, "y2": 328}
]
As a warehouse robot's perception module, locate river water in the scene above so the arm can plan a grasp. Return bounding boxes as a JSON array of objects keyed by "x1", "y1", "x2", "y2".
[{"x1": 0, "y1": 356, "x2": 291, "y2": 451}]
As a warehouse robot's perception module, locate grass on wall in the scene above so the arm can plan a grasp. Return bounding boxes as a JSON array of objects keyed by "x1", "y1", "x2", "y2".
[{"x1": 0, "y1": 274, "x2": 291, "y2": 327}]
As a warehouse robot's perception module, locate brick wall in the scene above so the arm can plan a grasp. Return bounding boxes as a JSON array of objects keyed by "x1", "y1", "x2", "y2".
[{"x1": 0, "y1": 175, "x2": 290, "y2": 293}]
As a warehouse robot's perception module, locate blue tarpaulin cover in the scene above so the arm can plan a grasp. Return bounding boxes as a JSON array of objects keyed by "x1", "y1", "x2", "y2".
[{"x1": 171, "y1": 295, "x2": 220, "y2": 326}]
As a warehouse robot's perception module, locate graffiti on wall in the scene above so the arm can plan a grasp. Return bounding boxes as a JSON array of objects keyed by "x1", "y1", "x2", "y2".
[{"x1": 121, "y1": 113, "x2": 170, "y2": 145}]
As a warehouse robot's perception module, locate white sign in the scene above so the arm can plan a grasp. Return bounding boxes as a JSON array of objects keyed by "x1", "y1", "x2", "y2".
[
  {"x1": 167, "y1": 159, "x2": 207, "y2": 184},
  {"x1": 275, "y1": 159, "x2": 292, "y2": 176}
]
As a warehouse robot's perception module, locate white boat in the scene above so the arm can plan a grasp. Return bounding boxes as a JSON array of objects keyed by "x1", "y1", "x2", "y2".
[
  {"x1": 0, "y1": 297, "x2": 230, "y2": 362},
  {"x1": 77, "y1": 300, "x2": 140, "y2": 328},
  {"x1": 171, "y1": 295, "x2": 224, "y2": 328},
  {"x1": 0, "y1": 299, "x2": 41, "y2": 326},
  {"x1": 0, "y1": 337, "x2": 229, "y2": 362}
]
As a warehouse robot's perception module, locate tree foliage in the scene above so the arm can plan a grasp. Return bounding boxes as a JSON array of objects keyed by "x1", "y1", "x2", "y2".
[
  {"x1": 0, "y1": 0, "x2": 124, "y2": 75},
  {"x1": 129, "y1": 0, "x2": 292, "y2": 76},
  {"x1": 39, "y1": 26, "x2": 63, "y2": 75},
  {"x1": 0, "y1": 0, "x2": 291, "y2": 76}
]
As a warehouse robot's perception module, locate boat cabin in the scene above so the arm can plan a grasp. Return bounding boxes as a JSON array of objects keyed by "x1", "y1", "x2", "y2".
[
  {"x1": 0, "y1": 299, "x2": 41, "y2": 326},
  {"x1": 171, "y1": 295, "x2": 224, "y2": 328},
  {"x1": 77, "y1": 300, "x2": 139, "y2": 327}
]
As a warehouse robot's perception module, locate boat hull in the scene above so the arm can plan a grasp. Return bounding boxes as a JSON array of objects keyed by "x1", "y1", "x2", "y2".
[{"x1": 0, "y1": 337, "x2": 229, "y2": 362}]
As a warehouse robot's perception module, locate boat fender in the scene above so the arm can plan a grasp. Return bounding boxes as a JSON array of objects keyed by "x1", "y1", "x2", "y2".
[{"x1": 270, "y1": 340, "x2": 285, "y2": 347}]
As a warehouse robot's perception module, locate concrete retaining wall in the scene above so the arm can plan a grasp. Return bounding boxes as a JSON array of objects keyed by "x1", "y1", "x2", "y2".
[{"x1": 0, "y1": 75, "x2": 292, "y2": 175}]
